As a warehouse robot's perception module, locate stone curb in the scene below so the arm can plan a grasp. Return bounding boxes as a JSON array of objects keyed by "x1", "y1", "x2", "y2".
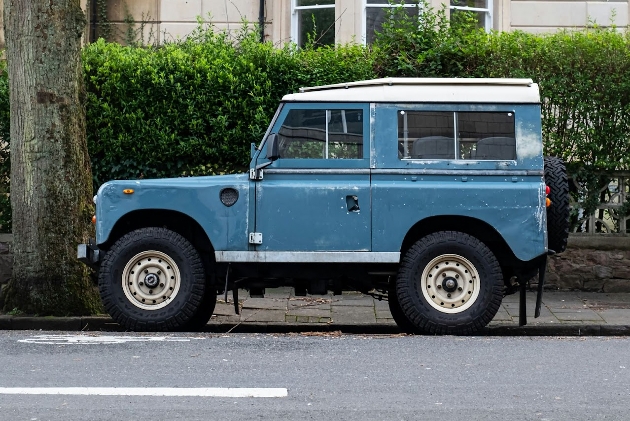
[{"x1": 2, "y1": 315, "x2": 630, "y2": 336}]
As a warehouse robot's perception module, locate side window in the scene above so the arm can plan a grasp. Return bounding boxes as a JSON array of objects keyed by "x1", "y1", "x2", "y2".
[
  {"x1": 398, "y1": 110, "x2": 515, "y2": 160},
  {"x1": 278, "y1": 109, "x2": 364, "y2": 159},
  {"x1": 457, "y1": 112, "x2": 515, "y2": 160},
  {"x1": 398, "y1": 111, "x2": 455, "y2": 159}
]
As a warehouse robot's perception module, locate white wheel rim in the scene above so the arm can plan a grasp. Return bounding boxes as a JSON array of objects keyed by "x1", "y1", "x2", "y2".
[
  {"x1": 122, "y1": 250, "x2": 181, "y2": 310},
  {"x1": 420, "y1": 254, "x2": 480, "y2": 314}
]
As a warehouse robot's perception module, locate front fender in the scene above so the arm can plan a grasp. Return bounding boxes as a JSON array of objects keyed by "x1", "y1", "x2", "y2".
[{"x1": 95, "y1": 174, "x2": 250, "y2": 251}]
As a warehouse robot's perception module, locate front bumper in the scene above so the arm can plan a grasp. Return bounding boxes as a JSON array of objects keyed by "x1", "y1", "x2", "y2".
[{"x1": 77, "y1": 241, "x2": 101, "y2": 270}]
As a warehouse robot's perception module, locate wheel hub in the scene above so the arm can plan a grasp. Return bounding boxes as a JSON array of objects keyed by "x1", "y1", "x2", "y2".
[
  {"x1": 144, "y1": 273, "x2": 160, "y2": 288},
  {"x1": 443, "y1": 277, "x2": 458, "y2": 292},
  {"x1": 121, "y1": 250, "x2": 181, "y2": 311},
  {"x1": 420, "y1": 254, "x2": 481, "y2": 314}
]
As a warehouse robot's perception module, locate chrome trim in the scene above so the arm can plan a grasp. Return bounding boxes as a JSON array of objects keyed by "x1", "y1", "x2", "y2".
[
  {"x1": 215, "y1": 251, "x2": 400, "y2": 263},
  {"x1": 371, "y1": 169, "x2": 543, "y2": 176},
  {"x1": 265, "y1": 169, "x2": 371, "y2": 175}
]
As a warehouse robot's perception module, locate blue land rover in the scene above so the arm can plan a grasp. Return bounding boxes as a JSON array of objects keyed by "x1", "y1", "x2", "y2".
[{"x1": 78, "y1": 78, "x2": 570, "y2": 334}]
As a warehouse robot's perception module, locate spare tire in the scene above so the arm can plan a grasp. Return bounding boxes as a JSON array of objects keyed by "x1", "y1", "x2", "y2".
[{"x1": 544, "y1": 157, "x2": 570, "y2": 253}]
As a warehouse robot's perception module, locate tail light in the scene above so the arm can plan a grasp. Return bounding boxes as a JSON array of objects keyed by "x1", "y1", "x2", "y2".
[{"x1": 545, "y1": 185, "x2": 551, "y2": 207}]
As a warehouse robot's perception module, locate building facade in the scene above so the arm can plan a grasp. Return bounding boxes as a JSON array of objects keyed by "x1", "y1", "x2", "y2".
[{"x1": 94, "y1": 0, "x2": 629, "y2": 45}]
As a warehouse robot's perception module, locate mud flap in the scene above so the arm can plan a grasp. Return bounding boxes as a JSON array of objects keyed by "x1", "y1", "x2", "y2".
[
  {"x1": 519, "y1": 254, "x2": 548, "y2": 326},
  {"x1": 519, "y1": 282, "x2": 527, "y2": 326},
  {"x1": 534, "y1": 255, "x2": 548, "y2": 318}
]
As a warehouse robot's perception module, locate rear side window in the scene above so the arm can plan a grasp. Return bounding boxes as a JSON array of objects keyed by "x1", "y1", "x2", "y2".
[
  {"x1": 398, "y1": 111, "x2": 515, "y2": 160},
  {"x1": 278, "y1": 109, "x2": 364, "y2": 159}
]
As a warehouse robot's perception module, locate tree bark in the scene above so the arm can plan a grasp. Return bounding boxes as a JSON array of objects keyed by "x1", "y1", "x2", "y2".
[{"x1": 3, "y1": 0, "x2": 101, "y2": 315}]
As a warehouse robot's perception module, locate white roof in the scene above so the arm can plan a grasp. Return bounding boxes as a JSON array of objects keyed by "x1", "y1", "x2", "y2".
[{"x1": 282, "y1": 78, "x2": 539, "y2": 104}]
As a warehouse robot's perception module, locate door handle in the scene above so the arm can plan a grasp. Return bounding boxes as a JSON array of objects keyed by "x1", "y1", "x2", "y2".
[{"x1": 346, "y1": 195, "x2": 360, "y2": 212}]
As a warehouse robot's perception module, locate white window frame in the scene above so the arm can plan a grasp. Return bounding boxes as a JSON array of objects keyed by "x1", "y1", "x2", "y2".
[
  {"x1": 363, "y1": 0, "x2": 420, "y2": 45},
  {"x1": 291, "y1": 0, "x2": 336, "y2": 46},
  {"x1": 449, "y1": 0, "x2": 493, "y2": 32}
]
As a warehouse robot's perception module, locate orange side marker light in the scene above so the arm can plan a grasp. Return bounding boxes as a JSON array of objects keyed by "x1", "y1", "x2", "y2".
[{"x1": 123, "y1": 189, "x2": 134, "y2": 194}]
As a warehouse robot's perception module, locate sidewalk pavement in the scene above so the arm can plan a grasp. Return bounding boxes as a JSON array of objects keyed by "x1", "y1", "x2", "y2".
[{"x1": 2, "y1": 289, "x2": 630, "y2": 335}]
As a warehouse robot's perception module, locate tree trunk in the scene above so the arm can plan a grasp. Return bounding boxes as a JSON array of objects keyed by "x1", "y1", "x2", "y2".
[{"x1": 3, "y1": 0, "x2": 101, "y2": 315}]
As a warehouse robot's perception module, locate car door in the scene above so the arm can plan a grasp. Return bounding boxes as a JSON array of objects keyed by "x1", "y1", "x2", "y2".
[{"x1": 254, "y1": 103, "x2": 371, "y2": 252}]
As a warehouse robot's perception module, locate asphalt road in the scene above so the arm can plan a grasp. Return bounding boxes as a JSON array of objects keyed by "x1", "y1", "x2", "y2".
[{"x1": 0, "y1": 331, "x2": 629, "y2": 421}]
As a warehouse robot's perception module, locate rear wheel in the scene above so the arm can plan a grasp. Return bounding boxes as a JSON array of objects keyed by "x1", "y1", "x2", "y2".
[
  {"x1": 98, "y1": 227, "x2": 208, "y2": 332},
  {"x1": 396, "y1": 231, "x2": 503, "y2": 335},
  {"x1": 544, "y1": 157, "x2": 570, "y2": 253}
]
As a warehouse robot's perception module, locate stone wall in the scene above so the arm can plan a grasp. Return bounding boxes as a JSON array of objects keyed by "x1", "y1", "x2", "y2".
[{"x1": 547, "y1": 236, "x2": 630, "y2": 292}]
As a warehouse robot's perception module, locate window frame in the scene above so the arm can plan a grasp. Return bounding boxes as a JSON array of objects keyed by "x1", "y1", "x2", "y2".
[
  {"x1": 363, "y1": 0, "x2": 421, "y2": 45},
  {"x1": 397, "y1": 110, "x2": 516, "y2": 162},
  {"x1": 267, "y1": 102, "x2": 371, "y2": 169},
  {"x1": 449, "y1": 0, "x2": 493, "y2": 32},
  {"x1": 291, "y1": 0, "x2": 337, "y2": 47}
]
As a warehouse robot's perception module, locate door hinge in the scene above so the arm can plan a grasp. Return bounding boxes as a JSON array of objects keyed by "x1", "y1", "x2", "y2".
[
  {"x1": 249, "y1": 232, "x2": 263, "y2": 244},
  {"x1": 249, "y1": 168, "x2": 264, "y2": 180}
]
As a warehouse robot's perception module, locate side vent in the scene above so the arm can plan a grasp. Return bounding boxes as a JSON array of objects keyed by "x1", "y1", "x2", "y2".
[{"x1": 220, "y1": 188, "x2": 239, "y2": 207}]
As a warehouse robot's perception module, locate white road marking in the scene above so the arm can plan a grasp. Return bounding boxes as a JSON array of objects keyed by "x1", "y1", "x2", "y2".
[
  {"x1": 18, "y1": 335, "x2": 194, "y2": 345},
  {"x1": 0, "y1": 387, "x2": 288, "y2": 398}
]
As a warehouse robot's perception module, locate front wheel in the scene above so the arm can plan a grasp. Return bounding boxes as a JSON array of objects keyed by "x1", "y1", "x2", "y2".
[
  {"x1": 98, "y1": 227, "x2": 208, "y2": 332},
  {"x1": 396, "y1": 231, "x2": 503, "y2": 335}
]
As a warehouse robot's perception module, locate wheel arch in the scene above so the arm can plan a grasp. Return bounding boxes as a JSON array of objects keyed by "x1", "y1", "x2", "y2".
[
  {"x1": 101, "y1": 209, "x2": 215, "y2": 260},
  {"x1": 399, "y1": 215, "x2": 519, "y2": 278}
]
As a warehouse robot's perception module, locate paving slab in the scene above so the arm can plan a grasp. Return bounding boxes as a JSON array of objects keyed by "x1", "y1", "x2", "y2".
[
  {"x1": 503, "y1": 304, "x2": 555, "y2": 319},
  {"x1": 263, "y1": 287, "x2": 293, "y2": 298},
  {"x1": 213, "y1": 302, "x2": 239, "y2": 316},
  {"x1": 287, "y1": 315, "x2": 332, "y2": 323},
  {"x1": 330, "y1": 299, "x2": 374, "y2": 307},
  {"x1": 286, "y1": 308, "x2": 331, "y2": 317},
  {"x1": 287, "y1": 299, "x2": 331, "y2": 310},
  {"x1": 209, "y1": 314, "x2": 242, "y2": 324},
  {"x1": 492, "y1": 307, "x2": 513, "y2": 322},
  {"x1": 375, "y1": 310, "x2": 394, "y2": 319},
  {"x1": 597, "y1": 309, "x2": 630, "y2": 324},
  {"x1": 523, "y1": 317, "x2": 562, "y2": 325},
  {"x1": 550, "y1": 311, "x2": 604, "y2": 322},
  {"x1": 374, "y1": 299, "x2": 390, "y2": 310},
  {"x1": 330, "y1": 306, "x2": 376, "y2": 324},
  {"x1": 241, "y1": 298, "x2": 288, "y2": 310},
  {"x1": 239, "y1": 309, "x2": 286, "y2": 322}
]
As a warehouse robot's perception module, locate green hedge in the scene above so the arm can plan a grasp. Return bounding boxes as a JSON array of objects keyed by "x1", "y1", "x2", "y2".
[{"x1": 83, "y1": 27, "x2": 376, "y2": 187}]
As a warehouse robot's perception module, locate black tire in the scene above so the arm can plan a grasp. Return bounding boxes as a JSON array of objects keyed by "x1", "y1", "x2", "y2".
[
  {"x1": 98, "y1": 227, "x2": 207, "y2": 332},
  {"x1": 396, "y1": 231, "x2": 503, "y2": 335},
  {"x1": 544, "y1": 156, "x2": 570, "y2": 253},
  {"x1": 179, "y1": 287, "x2": 217, "y2": 331},
  {"x1": 388, "y1": 284, "x2": 420, "y2": 334}
]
